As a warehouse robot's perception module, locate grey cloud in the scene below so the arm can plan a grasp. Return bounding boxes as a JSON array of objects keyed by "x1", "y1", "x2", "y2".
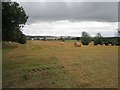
[{"x1": 19, "y1": 2, "x2": 118, "y2": 24}]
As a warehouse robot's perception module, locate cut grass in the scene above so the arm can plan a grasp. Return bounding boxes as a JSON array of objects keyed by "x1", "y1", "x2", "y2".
[{"x1": 2, "y1": 40, "x2": 118, "y2": 88}]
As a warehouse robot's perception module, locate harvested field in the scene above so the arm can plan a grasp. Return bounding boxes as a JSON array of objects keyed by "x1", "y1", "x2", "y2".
[{"x1": 2, "y1": 40, "x2": 118, "y2": 88}]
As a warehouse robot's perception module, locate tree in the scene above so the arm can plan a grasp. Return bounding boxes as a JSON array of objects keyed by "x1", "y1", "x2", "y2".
[
  {"x1": 43, "y1": 36, "x2": 47, "y2": 41},
  {"x1": 110, "y1": 39, "x2": 117, "y2": 46},
  {"x1": 94, "y1": 33, "x2": 103, "y2": 45},
  {"x1": 115, "y1": 37, "x2": 120, "y2": 46},
  {"x1": 81, "y1": 31, "x2": 91, "y2": 45},
  {"x1": 60, "y1": 36, "x2": 65, "y2": 42},
  {"x1": 2, "y1": 2, "x2": 28, "y2": 44},
  {"x1": 76, "y1": 37, "x2": 80, "y2": 41},
  {"x1": 115, "y1": 29, "x2": 120, "y2": 46}
]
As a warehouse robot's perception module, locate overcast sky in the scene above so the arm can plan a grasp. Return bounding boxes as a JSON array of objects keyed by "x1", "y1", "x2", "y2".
[{"x1": 18, "y1": 2, "x2": 118, "y2": 37}]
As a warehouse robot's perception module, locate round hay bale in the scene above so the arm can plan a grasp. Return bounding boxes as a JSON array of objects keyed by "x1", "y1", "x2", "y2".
[
  {"x1": 108, "y1": 44, "x2": 112, "y2": 46},
  {"x1": 103, "y1": 44, "x2": 106, "y2": 46},
  {"x1": 74, "y1": 42, "x2": 81, "y2": 47},
  {"x1": 60, "y1": 42, "x2": 64, "y2": 45},
  {"x1": 97, "y1": 44, "x2": 102, "y2": 46}
]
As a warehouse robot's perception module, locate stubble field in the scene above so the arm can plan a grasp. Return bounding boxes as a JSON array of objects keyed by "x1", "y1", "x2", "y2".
[{"x1": 2, "y1": 40, "x2": 118, "y2": 88}]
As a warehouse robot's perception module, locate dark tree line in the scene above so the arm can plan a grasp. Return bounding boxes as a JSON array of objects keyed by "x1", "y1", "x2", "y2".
[
  {"x1": 2, "y1": 2, "x2": 28, "y2": 44},
  {"x1": 78, "y1": 31, "x2": 120, "y2": 46}
]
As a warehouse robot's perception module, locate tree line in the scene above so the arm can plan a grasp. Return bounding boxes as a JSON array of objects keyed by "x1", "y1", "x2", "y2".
[{"x1": 78, "y1": 32, "x2": 120, "y2": 46}]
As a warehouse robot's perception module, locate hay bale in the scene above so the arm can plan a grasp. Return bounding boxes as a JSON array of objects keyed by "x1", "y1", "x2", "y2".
[
  {"x1": 103, "y1": 44, "x2": 105, "y2": 46},
  {"x1": 97, "y1": 44, "x2": 102, "y2": 46},
  {"x1": 74, "y1": 42, "x2": 81, "y2": 47},
  {"x1": 108, "y1": 44, "x2": 112, "y2": 46},
  {"x1": 60, "y1": 42, "x2": 64, "y2": 45}
]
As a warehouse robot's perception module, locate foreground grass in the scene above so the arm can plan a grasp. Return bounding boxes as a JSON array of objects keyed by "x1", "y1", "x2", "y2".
[{"x1": 2, "y1": 40, "x2": 118, "y2": 88}]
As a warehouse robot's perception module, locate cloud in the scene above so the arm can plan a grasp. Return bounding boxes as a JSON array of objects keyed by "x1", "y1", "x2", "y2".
[
  {"x1": 17, "y1": 2, "x2": 118, "y2": 36},
  {"x1": 18, "y1": 2, "x2": 118, "y2": 24},
  {"x1": 22, "y1": 20, "x2": 118, "y2": 37}
]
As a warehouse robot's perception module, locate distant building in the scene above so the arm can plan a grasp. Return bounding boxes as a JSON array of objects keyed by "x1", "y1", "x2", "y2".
[
  {"x1": 46, "y1": 36, "x2": 59, "y2": 40},
  {"x1": 26, "y1": 36, "x2": 60, "y2": 40},
  {"x1": 31, "y1": 38, "x2": 34, "y2": 40}
]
